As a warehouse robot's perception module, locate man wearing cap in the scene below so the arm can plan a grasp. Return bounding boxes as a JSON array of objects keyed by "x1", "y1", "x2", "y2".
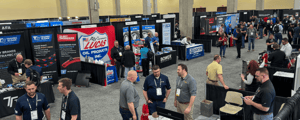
[{"x1": 143, "y1": 65, "x2": 171, "y2": 115}]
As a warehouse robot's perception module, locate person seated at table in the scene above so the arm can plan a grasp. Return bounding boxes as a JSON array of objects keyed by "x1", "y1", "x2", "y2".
[
  {"x1": 180, "y1": 37, "x2": 192, "y2": 45},
  {"x1": 241, "y1": 60, "x2": 265, "y2": 92},
  {"x1": 7, "y1": 54, "x2": 26, "y2": 85},
  {"x1": 268, "y1": 43, "x2": 286, "y2": 68}
]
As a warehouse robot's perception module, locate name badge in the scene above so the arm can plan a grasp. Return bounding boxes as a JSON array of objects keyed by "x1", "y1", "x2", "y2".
[
  {"x1": 156, "y1": 88, "x2": 162, "y2": 96},
  {"x1": 119, "y1": 52, "x2": 122, "y2": 56},
  {"x1": 18, "y1": 69, "x2": 22, "y2": 74},
  {"x1": 270, "y1": 26, "x2": 273, "y2": 28},
  {"x1": 251, "y1": 32, "x2": 253, "y2": 35},
  {"x1": 31, "y1": 110, "x2": 38, "y2": 120},
  {"x1": 61, "y1": 110, "x2": 66, "y2": 120},
  {"x1": 176, "y1": 89, "x2": 180, "y2": 96}
]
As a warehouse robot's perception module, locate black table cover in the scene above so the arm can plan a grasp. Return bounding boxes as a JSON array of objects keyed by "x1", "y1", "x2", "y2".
[
  {"x1": 0, "y1": 89, "x2": 26, "y2": 118},
  {"x1": 40, "y1": 81, "x2": 55, "y2": 103},
  {"x1": 160, "y1": 45, "x2": 186, "y2": 60},
  {"x1": 206, "y1": 84, "x2": 294, "y2": 120},
  {"x1": 155, "y1": 51, "x2": 177, "y2": 69},
  {"x1": 81, "y1": 62, "x2": 106, "y2": 86}
]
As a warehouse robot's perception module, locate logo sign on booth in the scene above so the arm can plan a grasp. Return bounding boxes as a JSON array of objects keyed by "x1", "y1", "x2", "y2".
[
  {"x1": 31, "y1": 33, "x2": 59, "y2": 83},
  {"x1": 0, "y1": 33, "x2": 25, "y2": 86},
  {"x1": 57, "y1": 33, "x2": 80, "y2": 82},
  {"x1": 142, "y1": 25, "x2": 155, "y2": 39},
  {"x1": 186, "y1": 45, "x2": 204, "y2": 60},
  {"x1": 123, "y1": 27, "x2": 129, "y2": 46},
  {"x1": 63, "y1": 25, "x2": 115, "y2": 64},
  {"x1": 162, "y1": 23, "x2": 171, "y2": 45}
]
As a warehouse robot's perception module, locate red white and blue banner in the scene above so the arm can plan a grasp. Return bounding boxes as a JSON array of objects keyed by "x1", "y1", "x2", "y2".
[
  {"x1": 63, "y1": 25, "x2": 116, "y2": 64},
  {"x1": 106, "y1": 66, "x2": 118, "y2": 84},
  {"x1": 0, "y1": 33, "x2": 25, "y2": 86}
]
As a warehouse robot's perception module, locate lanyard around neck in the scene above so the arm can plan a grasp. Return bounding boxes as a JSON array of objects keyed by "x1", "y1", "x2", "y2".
[
  {"x1": 62, "y1": 93, "x2": 69, "y2": 110},
  {"x1": 154, "y1": 78, "x2": 161, "y2": 88},
  {"x1": 27, "y1": 94, "x2": 38, "y2": 111}
]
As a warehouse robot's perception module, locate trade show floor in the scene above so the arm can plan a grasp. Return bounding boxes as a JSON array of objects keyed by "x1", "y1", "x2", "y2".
[{"x1": 2, "y1": 34, "x2": 288, "y2": 120}]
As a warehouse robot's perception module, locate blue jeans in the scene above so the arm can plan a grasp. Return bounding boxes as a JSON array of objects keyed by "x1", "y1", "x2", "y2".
[
  {"x1": 248, "y1": 37, "x2": 255, "y2": 50},
  {"x1": 259, "y1": 28, "x2": 264, "y2": 38},
  {"x1": 220, "y1": 45, "x2": 226, "y2": 56},
  {"x1": 119, "y1": 107, "x2": 139, "y2": 120},
  {"x1": 242, "y1": 35, "x2": 245, "y2": 48},
  {"x1": 253, "y1": 113, "x2": 273, "y2": 120},
  {"x1": 293, "y1": 35, "x2": 299, "y2": 44},
  {"x1": 148, "y1": 100, "x2": 166, "y2": 115},
  {"x1": 274, "y1": 33, "x2": 282, "y2": 45},
  {"x1": 124, "y1": 67, "x2": 134, "y2": 79},
  {"x1": 268, "y1": 31, "x2": 273, "y2": 37},
  {"x1": 233, "y1": 39, "x2": 236, "y2": 46}
]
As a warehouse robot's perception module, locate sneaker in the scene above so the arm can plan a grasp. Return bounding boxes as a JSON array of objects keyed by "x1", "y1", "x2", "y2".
[
  {"x1": 252, "y1": 49, "x2": 255, "y2": 51},
  {"x1": 247, "y1": 50, "x2": 250, "y2": 52},
  {"x1": 223, "y1": 56, "x2": 226, "y2": 58}
]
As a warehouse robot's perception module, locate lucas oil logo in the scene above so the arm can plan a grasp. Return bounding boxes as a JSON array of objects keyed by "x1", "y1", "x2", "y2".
[
  {"x1": 190, "y1": 46, "x2": 203, "y2": 54},
  {"x1": 79, "y1": 31, "x2": 108, "y2": 61}
]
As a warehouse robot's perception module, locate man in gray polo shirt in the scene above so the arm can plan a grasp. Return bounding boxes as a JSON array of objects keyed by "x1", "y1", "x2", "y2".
[
  {"x1": 245, "y1": 25, "x2": 259, "y2": 52},
  {"x1": 174, "y1": 64, "x2": 197, "y2": 120},
  {"x1": 119, "y1": 70, "x2": 140, "y2": 120}
]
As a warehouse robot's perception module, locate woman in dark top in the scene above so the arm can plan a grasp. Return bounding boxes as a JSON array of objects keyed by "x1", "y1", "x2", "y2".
[
  {"x1": 232, "y1": 28, "x2": 242, "y2": 58},
  {"x1": 241, "y1": 60, "x2": 263, "y2": 92}
]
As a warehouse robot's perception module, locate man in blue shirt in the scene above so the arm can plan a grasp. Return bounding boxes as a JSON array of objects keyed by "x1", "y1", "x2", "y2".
[
  {"x1": 57, "y1": 78, "x2": 81, "y2": 120},
  {"x1": 152, "y1": 32, "x2": 159, "y2": 52},
  {"x1": 144, "y1": 32, "x2": 152, "y2": 49},
  {"x1": 15, "y1": 81, "x2": 50, "y2": 120},
  {"x1": 141, "y1": 44, "x2": 149, "y2": 77},
  {"x1": 241, "y1": 25, "x2": 247, "y2": 48},
  {"x1": 225, "y1": 24, "x2": 232, "y2": 36},
  {"x1": 232, "y1": 26, "x2": 238, "y2": 46},
  {"x1": 24, "y1": 59, "x2": 43, "y2": 82},
  {"x1": 143, "y1": 65, "x2": 171, "y2": 115}
]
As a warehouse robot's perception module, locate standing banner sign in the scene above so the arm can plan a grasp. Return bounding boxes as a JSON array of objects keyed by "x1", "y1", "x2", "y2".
[
  {"x1": 0, "y1": 33, "x2": 25, "y2": 86},
  {"x1": 106, "y1": 66, "x2": 118, "y2": 84},
  {"x1": 57, "y1": 33, "x2": 80, "y2": 82},
  {"x1": 142, "y1": 25, "x2": 155, "y2": 38},
  {"x1": 123, "y1": 27, "x2": 129, "y2": 46},
  {"x1": 162, "y1": 23, "x2": 171, "y2": 45},
  {"x1": 31, "y1": 33, "x2": 59, "y2": 83},
  {"x1": 130, "y1": 26, "x2": 141, "y2": 72},
  {"x1": 64, "y1": 25, "x2": 116, "y2": 64}
]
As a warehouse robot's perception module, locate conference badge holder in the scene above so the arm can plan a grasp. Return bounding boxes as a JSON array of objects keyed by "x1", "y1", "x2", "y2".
[
  {"x1": 18, "y1": 69, "x2": 22, "y2": 76},
  {"x1": 61, "y1": 110, "x2": 66, "y2": 120},
  {"x1": 31, "y1": 110, "x2": 38, "y2": 120},
  {"x1": 156, "y1": 88, "x2": 162, "y2": 96},
  {"x1": 119, "y1": 52, "x2": 122, "y2": 57},
  {"x1": 176, "y1": 89, "x2": 180, "y2": 96}
]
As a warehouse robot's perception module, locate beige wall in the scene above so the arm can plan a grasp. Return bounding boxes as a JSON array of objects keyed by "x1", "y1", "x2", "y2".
[
  {"x1": 120, "y1": 0, "x2": 143, "y2": 15},
  {"x1": 193, "y1": 0, "x2": 227, "y2": 12},
  {"x1": 237, "y1": 0, "x2": 256, "y2": 10},
  {"x1": 157, "y1": 0, "x2": 179, "y2": 14},
  {"x1": 264, "y1": 0, "x2": 294, "y2": 9}
]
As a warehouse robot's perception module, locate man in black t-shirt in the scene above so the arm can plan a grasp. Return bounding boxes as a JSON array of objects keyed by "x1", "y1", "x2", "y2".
[
  {"x1": 266, "y1": 34, "x2": 275, "y2": 54},
  {"x1": 268, "y1": 44, "x2": 286, "y2": 68},
  {"x1": 244, "y1": 68, "x2": 275, "y2": 120},
  {"x1": 283, "y1": 16, "x2": 290, "y2": 34},
  {"x1": 288, "y1": 24, "x2": 294, "y2": 43},
  {"x1": 232, "y1": 28, "x2": 242, "y2": 59}
]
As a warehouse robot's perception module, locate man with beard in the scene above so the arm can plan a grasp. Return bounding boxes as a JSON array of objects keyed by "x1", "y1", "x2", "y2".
[
  {"x1": 111, "y1": 41, "x2": 125, "y2": 78},
  {"x1": 174, "y1": 64, "x2": 197, "y2": 120},
  {"x1": 142, "y1": 65, "x2": 171, "y2": 115},
  {"x1": 244, "y1": 68, "x2": 275, "y2": 120},
  {"x1": 206, "y1": 55, "x2": 229, "y2": 89},
  {"x1": 15, "y1": 81, "x2": 51, "y2": 120}
]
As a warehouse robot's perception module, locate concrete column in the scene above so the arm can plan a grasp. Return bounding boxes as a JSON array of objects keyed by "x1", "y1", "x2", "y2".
[
  {"x1": 88, "y1": 0, "x2": 99, "y2": 23},
  {"x1": 115, "y1": 0, "x2": 121, "y2": 15},
  {"x1": 227, "y1": 0, "x2": 238, "y2": 13},
  {"x1": 179, "y1": 0, "x2": 193, "y2": 38},
  {"x1": 153, "y1": 0, "x2": 158, "y2": 13},
  {"x1": 256, "y1": 0, "x2": 264, "y2": 11},
  {"x1": 294, "y1": 0, "x2": 300, "y2": 10},
  {"x1": 56, "y1": 0, "x2": 68, "y2": 17},
  {"x1": 143, "y1": 0, "x2": 151, "y2": 15}
]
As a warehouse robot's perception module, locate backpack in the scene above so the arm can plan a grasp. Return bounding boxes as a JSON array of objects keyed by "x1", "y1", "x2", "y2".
[
  {"x1": 28, "y1": 68, "x2": 41, "y2": 87},
  {"x1": 147, "y1": 50, "x2": 154, "y2": 61},
  {"x1": 274, "y1": 25, "x2": 279, "y2": 33}
]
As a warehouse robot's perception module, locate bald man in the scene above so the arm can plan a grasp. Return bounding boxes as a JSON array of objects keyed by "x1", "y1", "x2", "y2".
[
  {"x1": 119, "y1": 70, "x2": 140, "y2": 120},
  {"x1": 122, "y1": 45, "x2": 136, "y2": 79},
  {"x1": 7, "y1": 54, "x2": 26, "y2": 84},
  {"x1": 151, "y1": 32, "x2": 159, "y2": 52}
]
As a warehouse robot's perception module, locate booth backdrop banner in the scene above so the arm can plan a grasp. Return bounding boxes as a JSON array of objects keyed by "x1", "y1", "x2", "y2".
[
  {"x1": 106, "y1": 66, "x2": 118, "y2": 84},
  {"x1": 142, "y1": 25, "x2": 155, "y2": 38},
  {"x1": 0, "y1": 33, "x2": 25, "y2": 86},
  {"x1": 130, "y1": 26, "x2": 141, "y2": 71},
  {"x1": 200, "y1": 17, "x2": 207, "y2": 35},
  {"x1": 162, "y1": 23, "x2": 171, "y2": 45},
  {"x1": 123, "y1": 27, "x2": 129, "y2": 46},
  {"x1": 63, "y1": 25, "x2": 116, "y2": 64},
  {"x1": 230, "y1": 13, "x2": 240, "y2": 29},
  {"x1": 186, "y1": 44, "x2": 204, "y2": 60},
  {"x1": 57, "y1": 33, "x2": 80, "y2": 82},
  {"x1": 209, "y1": 17, "x2": 217, "y2": 35},
  {"x1": 31, "y1": 33, "x2": 58, "y2": 83}
]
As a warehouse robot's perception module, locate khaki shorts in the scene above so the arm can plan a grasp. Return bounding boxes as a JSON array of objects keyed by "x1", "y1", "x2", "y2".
[{"x1": 11, "y1": 74, "x2": 26, "y2": 85}]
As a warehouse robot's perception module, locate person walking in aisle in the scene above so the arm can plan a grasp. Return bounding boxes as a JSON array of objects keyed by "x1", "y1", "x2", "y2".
[
  {"x1": 232, "y1": 28, "x2": 242, "y2": 59},
  {"x1": 218, "y1": 33, "x2": 227, "y2": 58},
  {"x1": 273, "y1": 22, "x2": 283, "y2": 45},
  {"x1": 206, "y1": 55, "x2": 229, "y2": 89},
  {"x1": 245, "y1": 25, "x2": 259, "y2": 52},
  {"x1": 122, "y1": 45, "x2": 135, "y2": 79}
]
